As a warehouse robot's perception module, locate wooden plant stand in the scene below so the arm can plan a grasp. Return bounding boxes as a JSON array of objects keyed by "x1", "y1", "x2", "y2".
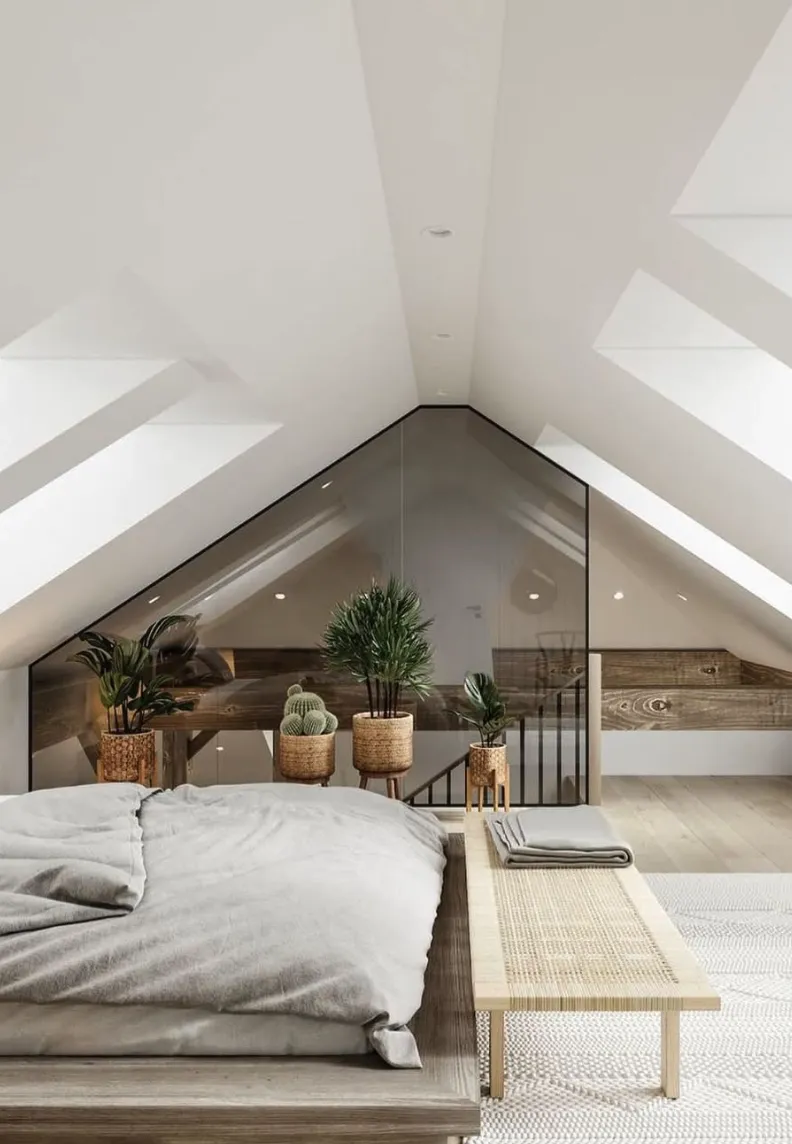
[
  {"x1": 358, "y1": 771, "x2": 407, "y2": 799},
  {"x1": 465, "y1": 766, "x2": 510, "y2": 813}
]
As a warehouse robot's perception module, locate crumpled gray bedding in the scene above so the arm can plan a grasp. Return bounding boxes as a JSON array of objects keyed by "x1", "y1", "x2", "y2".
[
  {"x1": 0, "y1": 783, "x2": 447, "y2": 1066},
  {"x1": 0, "y1": 783, "x2": 149, "y2": 934}
]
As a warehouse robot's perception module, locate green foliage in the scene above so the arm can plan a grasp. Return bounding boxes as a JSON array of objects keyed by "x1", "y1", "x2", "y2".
[
  {"x1": 70, "y1": 615, "x2": 196, "y2": 735},
  {"x1": 280, "y1": 712, "x2": 304, "y2": 736},
  {"x1": 279, "y1": 683, "x2": 337, "y2": 735},
  {"x1": 320, "y1": 576, "x2": 434, "y2": 719},
  {"x1": 453, "y1": 671, "x2": 513, "y2": 747},
  {"x1": 303, "y1": 709, "x2": 327, "y2": 736}
]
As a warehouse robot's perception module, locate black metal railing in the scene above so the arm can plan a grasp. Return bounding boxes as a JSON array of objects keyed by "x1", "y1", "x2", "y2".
[{"x1": 404, "y1": 675, "x2": 587, "y2": 808}]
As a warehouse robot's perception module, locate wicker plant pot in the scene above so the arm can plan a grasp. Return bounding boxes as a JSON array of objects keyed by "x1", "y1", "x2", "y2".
[
  {"x1": 468, "y1": 743, "x2": 507, "y2": 788},
  {"x1": 278, "y1": 733, "x2": 336, "y2": 784},
  {"x1": 352, "y1": 712, "x2": 413, "y2": 775},
  {"x1": 99, "y1": 730, "x2": 156, "y2": 785}
]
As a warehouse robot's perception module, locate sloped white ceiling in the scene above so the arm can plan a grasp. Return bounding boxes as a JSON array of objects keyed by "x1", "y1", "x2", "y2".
[{"x1": 4, "y1": 0, "x2": 792, "y2": 667}]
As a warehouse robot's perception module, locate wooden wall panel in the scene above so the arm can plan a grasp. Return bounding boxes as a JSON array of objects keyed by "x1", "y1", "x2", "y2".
[
  {"x1": 492, "y1": 648, "x2": 586, "y2": 690},
  {"x1": 599, "y1": 649, "x2": 742, "y2": 688},
  {"x1": 31, "y1": 672, "x2": 96, "y2": 752},
  {"x1": 232, "y1": 648, "x2": 325, "y2": 680},
  {"x1": 33, "y1": 647, "x2": 792, "y2": 751},
  {"x1": 602, "y1": 687, "x2": 792, "y2": 730},
  {"x1": 740, "y1": 659, "x2": 792, "y2": 687}
]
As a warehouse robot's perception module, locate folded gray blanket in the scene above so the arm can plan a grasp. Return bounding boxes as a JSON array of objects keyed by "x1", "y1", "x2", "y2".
[
  {"x1": 488, "y1": 805, "x2": 633, "y2": 867},
  {"x1": 0, "y1": 784, "x2": 152, "y2": 934}
]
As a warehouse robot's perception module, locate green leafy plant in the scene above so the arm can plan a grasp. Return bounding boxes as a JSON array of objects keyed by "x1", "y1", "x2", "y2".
[
  {"x1": 321, "y1": 576, "x2": 434, "y2": 719},
  {"x1": 70, "y1": 615, "x2": 197, "y2": 734},
  {"x1": 454, "y1": 671, "x2": 512, "y2": 747}
]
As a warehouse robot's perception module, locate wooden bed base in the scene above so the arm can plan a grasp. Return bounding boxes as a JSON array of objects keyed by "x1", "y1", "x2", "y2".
[{"x1": 0, "y1": 836, "x2": 479, "y2": 1144}]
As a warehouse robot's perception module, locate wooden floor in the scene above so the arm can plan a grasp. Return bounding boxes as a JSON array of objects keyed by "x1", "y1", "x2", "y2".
[{"x1": 603, "y1": 776, "x2": 792, "y2": 873}]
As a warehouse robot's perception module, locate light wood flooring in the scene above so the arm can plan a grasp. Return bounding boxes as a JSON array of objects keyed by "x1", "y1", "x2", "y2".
[{"x1": 603, "y1": 776, "x2": 792, "y2": 873}]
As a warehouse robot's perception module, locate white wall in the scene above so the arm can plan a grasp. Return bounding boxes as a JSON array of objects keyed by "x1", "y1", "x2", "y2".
[
  {"x1": 0, "y1": 668, "x2": 29, "y2": 793},
  {"x1": 603, "y1": 730, "x2": 792, "y2": 776}
]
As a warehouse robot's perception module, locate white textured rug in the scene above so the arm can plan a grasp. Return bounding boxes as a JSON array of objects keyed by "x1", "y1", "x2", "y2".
[{"x1": 474, "y1": 874, "x2": 792, "y2": 1143}]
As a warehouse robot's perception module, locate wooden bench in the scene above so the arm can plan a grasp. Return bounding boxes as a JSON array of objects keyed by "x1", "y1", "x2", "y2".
[{"x1": 464, "y1": 814, "x2": 720, "y2": 1100}]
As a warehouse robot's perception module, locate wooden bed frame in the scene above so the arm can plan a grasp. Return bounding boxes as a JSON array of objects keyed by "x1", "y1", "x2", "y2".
[{"x1": 0, "y1": 836, "x2": 479, "y2": 1144}]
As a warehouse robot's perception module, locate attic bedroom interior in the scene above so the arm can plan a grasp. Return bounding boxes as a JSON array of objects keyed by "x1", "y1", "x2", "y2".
[{"x1": 0, "y1": 3, "x2": 790, "y2": 1143}]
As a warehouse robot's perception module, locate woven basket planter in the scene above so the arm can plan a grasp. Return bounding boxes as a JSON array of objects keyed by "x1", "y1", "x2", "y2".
[
  {"x1": 278, "y1": 733, "x2": 336, "y2": 783},
  {"x1": 99, "y1": 730, "x2": 156, "y2": 785},
  {"x1": 468, "y1": 743, "x2": 507, "y2": 788},
  {"x1": 352, "y1": 712, "x2": 413, "y2": 775}
]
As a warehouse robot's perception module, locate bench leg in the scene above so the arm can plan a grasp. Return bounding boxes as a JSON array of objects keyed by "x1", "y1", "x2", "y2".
[
  {"x1": 661, "y1": 1010, "x2": 680, "y2": 1099},
  {"x1": 489, "y1": 1010, "x2": 505, "y2": 1099}
]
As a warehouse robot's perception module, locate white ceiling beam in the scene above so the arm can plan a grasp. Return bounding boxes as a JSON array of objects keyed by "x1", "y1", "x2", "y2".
[{"x1": 0, "y1": 359, "x2": 199, "y2": 513}]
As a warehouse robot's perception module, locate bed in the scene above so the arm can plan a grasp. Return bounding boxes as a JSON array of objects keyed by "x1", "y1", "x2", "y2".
[{"x1": 0, "y1": 783, "x2": 479, "y2": 1143}]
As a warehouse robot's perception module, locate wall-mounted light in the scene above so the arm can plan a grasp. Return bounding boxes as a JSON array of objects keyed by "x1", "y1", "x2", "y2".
[
  {"x1": 676, "y1": 593, "x2": 688, "y2": 602},
  {"x1": 204, "y1": 593, "x2": 214, "y2": 602},
  {"x1": 321, "y1": 481, "x2": 332, "y2": 490},
  {"x1": 216, "y1": 745, "x2": 224, "y2": 752},
  {"x1": 275, "y1": 592, "x2": 286, "y2": 601},
  {"x1": 148, "y1": 596, "x2": 160, "y2": 604}
]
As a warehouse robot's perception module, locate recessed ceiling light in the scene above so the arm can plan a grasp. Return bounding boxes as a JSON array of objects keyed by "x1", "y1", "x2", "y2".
[
  {"x1": 432, "y1": 332, "x2": 452, "y2": 340},
  {"x1": 216, "y1": 745, "x2": 224, "y2": 752},
  {"x1": 528, "y1": 592, "x2": 540, "y2": 600},
  {"x1": 275, "y1": 592, "x2": 286, "y2": 600},
  {"x1": 613, "y1": 590, "x2": 625, "y2": 600},
  {"x1": 676, "y1": 593, "x2": 688, "y2": 602},
  {"x1": 148, "y1": 595, "x2": 160, "y2": 604},
  {"x1": 421, "y1": 226, "x2": 454, "y2": 238},
  {"x1": 321, "y1": 480, "x2": 332, "y2": 489}
]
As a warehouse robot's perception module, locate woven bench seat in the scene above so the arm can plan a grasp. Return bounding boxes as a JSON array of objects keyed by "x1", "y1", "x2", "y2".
[{"x1": 464, "y1": 813, "x2": 720, "y2": 1100}]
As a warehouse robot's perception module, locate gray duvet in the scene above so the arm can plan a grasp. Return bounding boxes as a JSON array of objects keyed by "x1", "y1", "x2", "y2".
[{"x1": 0, "y1": 783, "x2": 447, "y2": 1066}]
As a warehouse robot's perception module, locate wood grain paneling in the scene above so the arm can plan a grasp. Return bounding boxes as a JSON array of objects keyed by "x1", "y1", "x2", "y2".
[
  {"x1": 602, "y1": 686, "x2": 792, "y2": 730},
  {"x1": 493, "y1": 647, "x2": 586, "y2": 690},
  {"x1": 34, "y1": 647, "x2": 792, "y2": 752},
  {"x1": 150, "y1": 680, "x2": 550, "y2": 733},
  {"x1": 31, "y1": 673, "x2": 94, "y2": 752},
  {"x1": 233, "y1": 647, "x2": 325, "y2": 679},
  {"x1": 740, "y1": 659, "x2": 792, "y2": 687},
  {"x1": 599, "y1": 649, "x2": 742, "y2": 688}
]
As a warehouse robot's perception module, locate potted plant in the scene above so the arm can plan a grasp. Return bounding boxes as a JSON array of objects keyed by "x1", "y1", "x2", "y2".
[
  {"x1": 70, "y1": 615, "x2": 197, "y2": 784},
  {"x1": 278, "y1": 683, "x2": 338, "y2": 785},
  {"x1": 321, "y1": 576, "x2": 434, "y2": 777},
  {"x1": 454, "y1": 671, "x2": 512, "y2": 802}
]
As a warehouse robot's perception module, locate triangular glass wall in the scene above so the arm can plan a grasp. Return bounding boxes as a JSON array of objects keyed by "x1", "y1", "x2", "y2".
[{"x1": 31, "y1": 408, "x2": 589, "y2": 804}]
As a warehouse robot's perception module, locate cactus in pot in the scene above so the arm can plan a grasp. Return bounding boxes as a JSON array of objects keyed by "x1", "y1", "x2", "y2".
[
  {"x1": 277, "y1": 683, "x2": 337, "y2": 786},
  {"x1": 279, "y1": 683, "x2": 337, "y2": 735}
]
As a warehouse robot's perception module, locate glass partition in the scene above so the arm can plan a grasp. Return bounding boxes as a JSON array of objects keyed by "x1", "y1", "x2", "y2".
[{"x1": 30, "y1": 408, "x2": 589, "y2": 803}]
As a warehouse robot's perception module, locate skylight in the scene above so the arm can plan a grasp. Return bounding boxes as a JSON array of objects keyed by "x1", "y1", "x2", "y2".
[{"x1": 535, "y1": 427, "x2": 792, "y2": 620}]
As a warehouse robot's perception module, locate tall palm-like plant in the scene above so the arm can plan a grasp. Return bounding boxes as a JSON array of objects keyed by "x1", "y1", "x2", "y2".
[
  {"x1": 70, "y1": 615, "x2": 197, "y2": 734},
  {"x1": 321, "y1": 577, "x2": 434, "y2": 718}
]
